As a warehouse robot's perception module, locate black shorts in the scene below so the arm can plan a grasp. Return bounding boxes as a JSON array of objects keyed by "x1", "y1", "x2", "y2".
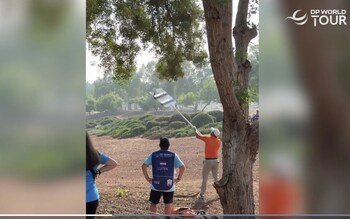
[
  {"x1": 149, "y1": 189, "x2": 174, "y2": 204},
  {"x1": 86, "y1": 199, "x2": 99, "y2": 219}
]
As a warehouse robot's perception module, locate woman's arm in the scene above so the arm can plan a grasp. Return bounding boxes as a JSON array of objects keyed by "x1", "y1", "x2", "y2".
[{"x1": 98, "y1": 158, "x2": 117, "y2": 173}]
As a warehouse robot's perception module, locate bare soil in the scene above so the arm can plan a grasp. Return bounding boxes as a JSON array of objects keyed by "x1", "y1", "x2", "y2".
[{"x1": 91, "y1": 135, "x2": 259, "y2": 215}]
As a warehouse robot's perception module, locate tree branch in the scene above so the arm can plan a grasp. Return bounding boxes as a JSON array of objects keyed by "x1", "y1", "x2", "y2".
[{"x1": 235, "y1": 0, "x2": 249, "y2": 27}]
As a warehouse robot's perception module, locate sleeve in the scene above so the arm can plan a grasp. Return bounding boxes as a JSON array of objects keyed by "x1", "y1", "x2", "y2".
[
  {"x1": 174, "y1": 153, "x2": 184, "y2": 168},
  {"x1": 197, "y1": 135, "x2": 208, "y2": 142},
  {"x1": 99, "y1": 152, "x2": 110, "y2": 164},
  {"x1": 144, "y1": 154, "x2": 152, "y2": 166}
]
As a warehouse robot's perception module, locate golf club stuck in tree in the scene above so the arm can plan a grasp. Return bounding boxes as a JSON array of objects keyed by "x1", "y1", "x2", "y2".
[{"x1": 152, "y1": 88, "x2": 197, "y2": 131}]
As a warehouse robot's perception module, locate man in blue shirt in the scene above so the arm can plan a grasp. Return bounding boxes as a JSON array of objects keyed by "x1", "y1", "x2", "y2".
[{"x1": 142, "y1": 138, "x2": 185, "y2": 214}]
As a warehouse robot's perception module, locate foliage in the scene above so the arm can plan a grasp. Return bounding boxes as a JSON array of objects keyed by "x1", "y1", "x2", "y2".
[
  {"x1": 93, "y1": 75, "x2": 119, "y2": 98},
  {"x1": 169, "y1": 121, "x2": 187, "y2": 129},
  {"x1": 146, "y1": 121, "x2": 160, "y2": 130},
  {"x1": 139, "y1": 114, "x2": 156, "y2": 122},
  {"x1": 86, "y1": 121, "x2": 97, "y2": 129},
  {"x1": 208, "y1": 110, "x2": 223, "y2": 122},
  {"x1": 116, "y1": 187, "x2": 128, "y2": 197},
  {"x1": 178, "y1": 92, "x2": 199, "y2": 107},
  {"x1": 86, "y1": 82, "x2": 94, "y2": 96},
  {"x1": 248, "y1": 44, "x2": 259, "y2": 103},
  {"x1": 96, "y1": 92, "x2": 123, "y2": 112},
  {"x1": 155, "y1": 116, "x2": 169, "y2": 122},
  {"x1": 200, "y1": 79, "x2": 220, "y2": 104},
  {"x1": 159, "y1": 121, "x2": 168, "y2": 127},
  {"x1": 169, "y1": 113, "x2": 191, "y2": 124},
  {"x1": 86, "y1": 0, "x2": 207, "y2": 83},
  {"x1": 98, "y1": 117, "x2": 117, "y2": 126},
  {"x1": 86, "y1": 95, "x2": 96, "y2": 113},
  {"x1": 236, "y1": 86, "x2": 258, "y2": 104},
  {"x1": 197, "y1": 122, "x2": 222, "y2": 134},
  {"x1": 131, "y1": 95, "x2": 159, "y2": 111},
  {"x1": 189, "y1": 112, "x2": 200, "y2": 119},
  {"x1": 87, "y1": 113, "x2": 221, "y2": 139},
  {"x1": 191, "y1": 113, "x2": 215, "y2": 128}
]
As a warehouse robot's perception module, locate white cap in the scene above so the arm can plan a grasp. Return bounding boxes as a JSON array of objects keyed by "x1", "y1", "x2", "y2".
[{"x1": 210, "y1": 127, "x2": 220, "y2": 137}]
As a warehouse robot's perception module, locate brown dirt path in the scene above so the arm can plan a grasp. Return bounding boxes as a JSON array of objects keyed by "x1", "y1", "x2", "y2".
[{"x1": 91, "y1": 136, "x2": 259, "y2": 215}]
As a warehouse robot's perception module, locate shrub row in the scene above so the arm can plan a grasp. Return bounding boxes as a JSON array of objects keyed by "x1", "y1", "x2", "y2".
[{"x1": 87, "y1": 111, "x2": 223, "y2": 139}]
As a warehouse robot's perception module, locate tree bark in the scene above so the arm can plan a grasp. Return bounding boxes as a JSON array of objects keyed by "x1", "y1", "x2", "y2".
[
  {"x1": 202, "y1": 0, "x2": 258, "y2": 216},
  {"x1": 233, "y1": 0, "x2": 258, "y2": 118}
]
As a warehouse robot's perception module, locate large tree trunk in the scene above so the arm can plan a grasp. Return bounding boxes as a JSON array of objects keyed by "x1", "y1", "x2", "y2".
[
  {"x1": 282, "y1": 0, "x2": 350, "y2": 213},
  {"x1": 202, "y1": 0, "x2": 258, "y2": 215}
]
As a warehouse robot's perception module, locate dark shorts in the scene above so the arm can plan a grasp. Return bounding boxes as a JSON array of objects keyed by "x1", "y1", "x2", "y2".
[
  {"x1": 149, "y1": 189, "x2": 174, "y2": 204},
  {"x1": 86, "y1": 199, "x2": 99, "y2": 219}
]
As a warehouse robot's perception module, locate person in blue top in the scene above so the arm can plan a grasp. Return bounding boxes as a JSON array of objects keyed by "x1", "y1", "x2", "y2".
[
  {"x1": 252, "y1": 110, "x2": 259, "y2": 122},
  {"x1": 86, "y1": 133, "x2": 117, "y2": 218},
  {"x1": 142, "y1": 138, "x2": 185, "y2": 214}
]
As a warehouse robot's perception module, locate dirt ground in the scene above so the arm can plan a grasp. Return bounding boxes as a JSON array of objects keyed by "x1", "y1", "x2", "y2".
[{"x1": 91, "y1": 135, "x2": 259, "y2": 215}]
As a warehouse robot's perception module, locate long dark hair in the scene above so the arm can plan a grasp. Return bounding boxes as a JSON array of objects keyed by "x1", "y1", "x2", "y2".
[{"x1": 86, "y1": 132, "x2": 100, "y2": 170}]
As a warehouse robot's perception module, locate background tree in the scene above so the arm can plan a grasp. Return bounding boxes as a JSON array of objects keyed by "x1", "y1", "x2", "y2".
[
  {"x1": 87, "y1": 0, "x2": 258, "y2": 214},
  {"x1": 96, "y1": 92, "x2": 123, "y2": 112},
  {"x1": 93, "y1": 75, "x2": 119, "y2": 98},
  {"x1": 178, "y1": 92, "x2": 200, "y2": 111},
  {"x1": 200, "y1": 79, "x2": 220, "y2": 111},
  {"x1": 86, "y1": 95, "x2": 96, "y2": 113},
  {"x1": 131, "y1": 95, "x2": 159, "y2": 111},
  {"x1": 86, "y1": 82, "x2": 94, "y2": 97},
  {"x1": 248, "y1": 44, "x2": 259, "y2": 103}
]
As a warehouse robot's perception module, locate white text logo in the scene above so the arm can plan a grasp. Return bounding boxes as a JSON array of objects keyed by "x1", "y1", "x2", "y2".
[{"x1": 286, "y1": 9, "x2": 347, "y2": 27}]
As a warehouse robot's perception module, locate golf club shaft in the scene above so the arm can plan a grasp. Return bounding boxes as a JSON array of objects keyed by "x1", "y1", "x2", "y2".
[{"x1": 173, "y1": 107, "x2": 195, "y2": 128}]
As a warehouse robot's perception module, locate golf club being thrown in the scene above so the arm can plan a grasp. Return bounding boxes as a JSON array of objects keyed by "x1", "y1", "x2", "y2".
[{"x1": 152, "y1": 88, "x2": 196, "y2": 130}]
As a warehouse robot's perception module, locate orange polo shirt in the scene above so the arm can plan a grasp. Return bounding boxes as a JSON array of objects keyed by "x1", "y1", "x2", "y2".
[{"x1": 197, "y1": 135, "x2": 221, "y2": 158}]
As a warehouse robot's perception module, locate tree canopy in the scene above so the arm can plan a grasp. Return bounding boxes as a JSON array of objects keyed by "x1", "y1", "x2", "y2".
[{"x1": 87, "y1": 0, "x2": 207, "y2": 83}]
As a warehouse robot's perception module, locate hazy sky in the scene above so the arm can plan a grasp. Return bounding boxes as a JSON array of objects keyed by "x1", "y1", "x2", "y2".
[{"x1": 86, "y1": 46, "x2": 154, "y2": 83}]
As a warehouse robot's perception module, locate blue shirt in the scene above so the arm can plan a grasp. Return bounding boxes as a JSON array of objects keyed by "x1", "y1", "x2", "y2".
[
  {"x1": 144, "y1": 150, "x2": 184, "y2": 192},
  {"x1": 86, "y1": 152, "x2": 110, "y2": 202}
]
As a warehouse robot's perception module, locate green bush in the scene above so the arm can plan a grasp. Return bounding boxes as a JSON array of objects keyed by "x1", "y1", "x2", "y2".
[
  {"x1": 139, "y1": 114, "x2": 155, "y2": 122},
  {"x1": 155, "y1": 116, "x2": 169, "y2": 122},
  {"x1": 86, "y1": 121, "x2": 97, "y2": 129},
  {"x1": 159, "y1": 121, "x2": 168, "y2": 127},
  {"x1": 175, "y1": 132, "x2": 189, "y2": 138},
  {"x1": 169, "y1": 113, "x2": 191, "y2": 124},
  {"x1": 146, "y1": 130, "x2": 167, "y2": 139},
  {"x1": 112, "y1": 127, "x2": 131, "y2": 138},
  {"x1": 112, "y1": 125, "x2": 147, "y2": 139},
  {"x1": 189, "y1": 112, "x2": 200, "y2": 119},
  {"x1": 130, "y1": 125, "x2": 146, "y2": 136},
  {"x1": 143, "y1": 126, "x2": 162, "y2": 137},
  {"x1": 171, "y1": 126, "x2": 195, "y2": 138},
  {"x1": 169, "y1": 121, "x2": 187, "y2": 129},
  {"x1": 191, "y1": 113, "x2": 215, "y2": 128},
  {"x1": 208, "y1": 110, "x2": 223, "y2": 122},
  {"x1": 146, "y1": 121, "x2": 160, "y2": 130},
  {"x1": 98, "y1": 117, "x2": 116, "y2": 126},
  {"x1": 198, "y1": 122, "x2": 222, "y2": 134}
]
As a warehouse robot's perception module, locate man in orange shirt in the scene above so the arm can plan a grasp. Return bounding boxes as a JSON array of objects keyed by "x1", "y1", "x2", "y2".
[{"x1": 195, "y1": 127, "x2": 221, "y2": 200}]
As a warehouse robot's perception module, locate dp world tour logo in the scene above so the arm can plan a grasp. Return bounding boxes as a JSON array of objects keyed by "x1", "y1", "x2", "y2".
[
  {"x1": 286, "y1": 9, "x2": 347, "y2": 27},
  {"x1": 286, "y1": 9, "x2": 308, "y2": 25}
]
